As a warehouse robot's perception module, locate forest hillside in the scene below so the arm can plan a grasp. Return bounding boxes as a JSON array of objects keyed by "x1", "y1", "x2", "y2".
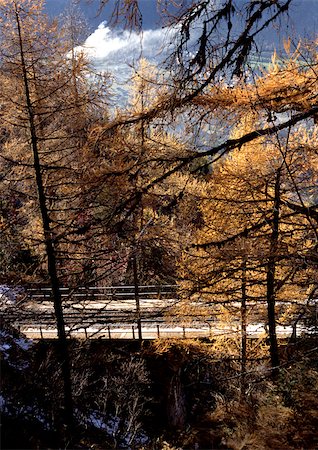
[{"x1": 0, "y1": 1, "x2": 317, "y2": 449}]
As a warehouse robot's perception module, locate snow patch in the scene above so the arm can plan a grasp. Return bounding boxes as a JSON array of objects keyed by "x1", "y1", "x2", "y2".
[
  {"x1": 81, "y1": 411, "x2": 149, "y2": 447},
  {"x1": 15, "y1": 335, "x2": 33, "y2": 351},
  {"x1": 0, "y1": 285, "x2": 24, "y2": 307},
  {"x1": 0, "y1": 328, "x2": 33, "y2": 369},
  {"x1": 0, "y1": 395, "x2": 6, "y2": 411},
  {"x1": 0, "y1": 328, "x2": 33, "y2": 351}
]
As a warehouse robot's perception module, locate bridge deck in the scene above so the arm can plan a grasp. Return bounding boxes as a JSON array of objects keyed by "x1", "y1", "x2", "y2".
[
  {"x1": 1, "y1": 285, "x2": 311, "y2": 340},
  {"x1": 19, "y1": 322, "x2": 302, "y2": 340}
]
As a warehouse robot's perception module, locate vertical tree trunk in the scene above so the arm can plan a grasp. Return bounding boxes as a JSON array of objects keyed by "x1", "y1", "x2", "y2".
[
  {"x1": 167, "y1": 367, "x2": 186, "y2": 430},
  {"x1": 15, "y1": 4, "x2": 73, "y2": 430},
  {"x1": 132, "y1": 253, "x2": 142, "y2": 342},
  {"x1": 241, "y1": 258, "x2": 247, "y2": 394},
  {"x1": 266, "y1": 168, "x2": 281, "y2": 377}
]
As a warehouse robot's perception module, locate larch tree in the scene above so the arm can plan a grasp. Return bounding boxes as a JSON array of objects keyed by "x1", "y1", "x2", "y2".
[
  {"x1": 91, "y1": 1, "x2": 317, "y2": 236},
  {"x1": 0, "y1": 0, "x2": 108, "y2": 433},
  {"x1": 84, "y1": 57, "x2": 193, "y2": 285},
  {"x1": 91, "y1": 3, "x2": 317, "y2": 363},
  {"x1": 179, "y1": 105, "x2": 317, "y2": 376}
]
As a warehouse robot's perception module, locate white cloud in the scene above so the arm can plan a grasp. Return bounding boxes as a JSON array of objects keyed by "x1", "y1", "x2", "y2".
[
  {"x1": 72, "y1": 22, "x2": 176, "y2": 105},
  {"x1": 74, "y1": 22, "x2": 174, "y2": 74}
]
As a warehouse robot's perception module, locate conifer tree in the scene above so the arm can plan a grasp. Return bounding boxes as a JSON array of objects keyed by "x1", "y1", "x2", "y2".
[
  {"x1": 0, "y1": 0, "x2": 107, "y2": 432},
  {"x1": 179, "y1": 110, "x2": 317, "y2": 375}
]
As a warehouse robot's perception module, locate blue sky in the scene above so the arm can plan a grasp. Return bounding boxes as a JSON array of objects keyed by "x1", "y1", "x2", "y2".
[
  {"x1": 45, "y1": 0, "x2": 318, "y2": 105},
  {"x1": 45, "y1": 0, "x2": 318, "y2": 37}
]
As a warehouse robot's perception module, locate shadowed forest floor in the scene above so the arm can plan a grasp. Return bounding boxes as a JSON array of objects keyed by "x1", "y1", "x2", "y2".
[{"x1": 1, "y1": 326, "x2": 318, "y2": 449}]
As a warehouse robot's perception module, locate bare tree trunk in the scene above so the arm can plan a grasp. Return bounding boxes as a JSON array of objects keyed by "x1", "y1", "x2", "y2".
[
  {"x1": 241, "y1": 258, "x2": 247, "y2": 394},
  {"x1": 266, "y1": 168, "x2": 281, "y2": 377},
  {"x1": 167, "y1": 367, "x2": 186, "y2": 429},
  {"x1": 15, "y1": 4, "x2": 73, "y2": 430},
  {"x1": 132, "y1": 253, "x2": 142, "y2": 342}
]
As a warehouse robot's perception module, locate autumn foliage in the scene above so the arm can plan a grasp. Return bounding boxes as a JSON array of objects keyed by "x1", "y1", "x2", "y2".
[{"x1": 0, "y1": 0, "x2": 317, "y2": 448}]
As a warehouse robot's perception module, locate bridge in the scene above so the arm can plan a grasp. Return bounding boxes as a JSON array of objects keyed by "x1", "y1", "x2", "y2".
[{"x1": 0, "y1": 284, "x2": 308, "y2": 340}]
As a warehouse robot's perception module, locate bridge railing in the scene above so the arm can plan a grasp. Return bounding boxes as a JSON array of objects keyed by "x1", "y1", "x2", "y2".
[
  {"x1": 2, "y1": 285, "x2": 315, "y2": 341},
  {"x1": 26, "y1": 284, "x2": 178, "y2": 302}
]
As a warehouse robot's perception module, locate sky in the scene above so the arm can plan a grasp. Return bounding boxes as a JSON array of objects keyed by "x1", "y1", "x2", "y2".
[
  {"x1": 44, "y1": 1, "x2": 318, "y2": 103},
  {"x1": 73, "y1": 20, "x2": 174, "y2": 71},
  {"x1": 44, "y1": 0, "x2": 318, "y2": 35},
  {"x1": 45, "y1": 0, "x2": 163, "y2": 30},
  {"x1": 46, "y1": 0, "x2": 175, "y2": 103}
]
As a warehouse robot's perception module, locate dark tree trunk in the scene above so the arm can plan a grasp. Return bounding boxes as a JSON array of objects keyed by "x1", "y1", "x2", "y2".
[
  {"x1": 241, "y1": 258, "x2": 247, "y2": 394},
  {"x1": 132, "y1": 253, "x2": 142, "y2": 342},
  {"x1": 266, "y1": 168, "x2": 281, "y2": 377},
  {"x1": 167, "y1": 367, "x2": 187, "y2": 429},
  {"x1": 15, "y1": 4, "x2": 73, "y2": 431}
]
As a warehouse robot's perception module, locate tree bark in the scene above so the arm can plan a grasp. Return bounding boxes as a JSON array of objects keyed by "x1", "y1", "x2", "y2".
[
  {"x1": 266, "y1": 168, "x2": 281, "y2": 377},
  {"x1": 15, "y1": 3, "x2": 73, "y2": 430},
  {"x1": 132, "y1": 253, "x2": 142, "y2": 342},
  {"x1": 167, "y1": 367, "x2": 186, "y2": 430},
  {"x1": 241, "y1": 258, "x2": 247, "y2": 394}
]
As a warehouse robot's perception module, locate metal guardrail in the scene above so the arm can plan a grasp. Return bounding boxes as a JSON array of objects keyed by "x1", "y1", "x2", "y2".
[
  {"x1": 26, "y1": 285, "x2": 178, "y2": 300},
  {"x1": 1, "y1": 285, "x2": 317, "y2": 341},
  {"x1": 1, "y1": 285, "x2": 181, "y2": 339}
]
